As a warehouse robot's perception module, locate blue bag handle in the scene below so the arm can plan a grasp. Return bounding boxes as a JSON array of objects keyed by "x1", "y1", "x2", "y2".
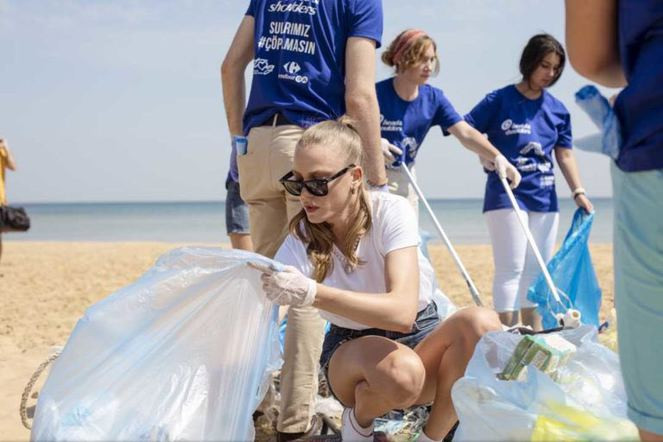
[
  {"x1": 528, "y1": 208, "x2": 599, "y2": 328},
  {"x1": 563, "y1": 208, "x2": 594, "y2": 245}
]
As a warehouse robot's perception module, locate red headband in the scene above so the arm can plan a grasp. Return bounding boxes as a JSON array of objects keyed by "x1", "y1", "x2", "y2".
[{"x1": 391, "y1": 29, "x2": 428, "y2": 66}]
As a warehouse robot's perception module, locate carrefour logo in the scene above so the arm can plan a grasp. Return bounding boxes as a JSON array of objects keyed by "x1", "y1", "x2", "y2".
[
  {"x1": 283, "y1": 61, "x2": 301, "y2": 74},
  {"x1": 278, "y1": 63, "x2": 309, "y2": 84},
  {"x1": 501, "y1": 119, "x2": 513, "y2": 131}
]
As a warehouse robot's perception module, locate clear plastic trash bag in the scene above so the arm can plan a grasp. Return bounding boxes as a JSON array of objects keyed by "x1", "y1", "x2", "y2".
[
  {"x1": 31, "y1": 247, "x2": 282, "y2": 441},
  {"x1": 528, "y1": 209, "x2": 602, "y2": 329},
  {"x1": 452, "y1": 326, "x2": 638, "y2": 441}
]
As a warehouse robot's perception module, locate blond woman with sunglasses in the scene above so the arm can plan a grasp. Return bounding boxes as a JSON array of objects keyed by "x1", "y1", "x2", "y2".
[{"x1": 255, "y1": 117, "x2": 502, "y2": 441}]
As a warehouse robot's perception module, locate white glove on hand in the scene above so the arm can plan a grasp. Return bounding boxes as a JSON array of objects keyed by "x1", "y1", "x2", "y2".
[
  {"x1": 260, "y1": 265, "x2": 317, "y2": 307},
  {"x1": 381, "y1": 138, "x2": 403, "y2": 169},
  {"x1": 493, "y1": 154, "x2": 522, "y2": 189}
]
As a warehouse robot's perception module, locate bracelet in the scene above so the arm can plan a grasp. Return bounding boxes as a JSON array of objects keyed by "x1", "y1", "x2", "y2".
[{"x1": 572, "y1": 187, "x2": 586, "y2": 199}]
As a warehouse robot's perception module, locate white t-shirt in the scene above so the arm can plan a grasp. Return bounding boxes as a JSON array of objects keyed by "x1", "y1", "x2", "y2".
[{"x1": 274, "y1": 191, "x2": 437, "y2": 330}]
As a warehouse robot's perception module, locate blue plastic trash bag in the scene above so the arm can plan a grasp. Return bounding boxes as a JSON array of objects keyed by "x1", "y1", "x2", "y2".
[
  {"x1": 452, "y1": 326, "x2": 638, "y2": 440},
  {"x1": 574, "y1": 85, "x2": 621, "y2": 159},
  {"x1": 528, "y1": 209, "x2": 602, "y2": 329},
  {"x1": 31, "y1": 248, "x2": 281, "y2": 441}
]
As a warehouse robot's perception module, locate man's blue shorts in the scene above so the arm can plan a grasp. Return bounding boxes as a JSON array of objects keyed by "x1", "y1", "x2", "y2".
[{"x1": 225, "y1": 179, "x2": 250, "y2": 235}]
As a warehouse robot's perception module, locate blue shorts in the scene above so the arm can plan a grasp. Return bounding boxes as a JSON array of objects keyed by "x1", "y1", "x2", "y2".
[
  {"x1": 225, "y1": 179, "x2": 250, "y2": 235},
  {"x1": 319, "y1": 302, "x2": 440, "y2": 399},
  {"x1": 612, "y1": 163, "x2": 663, "y2": 434}
]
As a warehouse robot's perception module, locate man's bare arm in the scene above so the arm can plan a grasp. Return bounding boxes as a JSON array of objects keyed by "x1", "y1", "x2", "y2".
[
  {"x1": 345, "y1": 36, "x2": 387, "y2": 187},
  {"x1": 221, "y1": 16, "x2": 255, "y2": 136}
]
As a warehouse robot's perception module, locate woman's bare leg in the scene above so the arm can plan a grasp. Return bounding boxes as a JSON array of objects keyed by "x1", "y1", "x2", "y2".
[
  {"x1": 640, "y1": 428, "x2": 663, "y2": 441},
  {"x1": 327, "y1": 335, "x2": 426, "y2": 427},
  {"x1": 414, "y1": 307, "x2": 502, "y2": 439},
  {"x1": 520, "y1": 307, "x2": 542, "y2": 331},
  {"x1": 498, "y1": 310, "x2": 519, "y2": 327},
  {"x1": 229, "y1": 232, "x2": 253, "y2": 251}
]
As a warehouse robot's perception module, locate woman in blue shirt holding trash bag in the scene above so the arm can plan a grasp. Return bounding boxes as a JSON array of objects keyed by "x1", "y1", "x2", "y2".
[
  {"x1": 377, "y1": 29, "x2": 522, "y2": 215},
  {"x1": 465, "y1": 34, "x2": 593, "y2": 330}
]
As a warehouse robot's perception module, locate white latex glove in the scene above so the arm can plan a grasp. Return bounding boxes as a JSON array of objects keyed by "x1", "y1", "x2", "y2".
[
  {"x1": 381, "y1": 138, "x2": 403, "y2": 169},
  {"x1": 493, "y1": 154, "x2": 522, "y2": 189},
  {"x1": 259, "y1": 265, "x2": 317, "y2": 307}
]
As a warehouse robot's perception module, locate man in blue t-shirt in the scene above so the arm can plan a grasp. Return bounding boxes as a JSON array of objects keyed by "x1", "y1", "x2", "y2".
[
  {"x1": 221, "y1": 1, "x2": 385, "y2": 438},
  {"x1": 566, "y1": 1, "x2": 663, "y2": 439}
]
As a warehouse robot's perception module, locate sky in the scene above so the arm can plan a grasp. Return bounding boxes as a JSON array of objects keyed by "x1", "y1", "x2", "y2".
[{"x1": 0, "y1": 0, "x2": 621, "y2": 203}]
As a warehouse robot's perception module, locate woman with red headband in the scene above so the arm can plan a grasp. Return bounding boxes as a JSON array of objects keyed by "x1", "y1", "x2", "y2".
[{"x1": 378, "y1": 29, "x2": 521, "y2": 217}]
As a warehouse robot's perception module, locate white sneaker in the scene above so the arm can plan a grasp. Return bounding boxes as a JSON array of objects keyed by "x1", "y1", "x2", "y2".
[{"x1": 341, "y1": 408, "x2": 373, "y2": 441}]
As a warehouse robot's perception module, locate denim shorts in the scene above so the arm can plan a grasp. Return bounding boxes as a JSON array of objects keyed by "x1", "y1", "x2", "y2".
[
  {"x1": 319, "y1": 302, "x2": 440, "y2": 398},
  {"x1": 225, "y1": 179, "x2": 250, "y2": 235}
]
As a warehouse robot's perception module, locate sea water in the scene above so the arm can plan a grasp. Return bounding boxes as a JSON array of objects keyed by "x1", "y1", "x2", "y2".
[{"x1": 7, "y1": 198, "x2": 613, "y2": 244}]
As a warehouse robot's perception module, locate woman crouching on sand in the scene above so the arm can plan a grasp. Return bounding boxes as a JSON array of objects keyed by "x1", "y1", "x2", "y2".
[{"x1": 254, "y1": 117, "x2": 502, "y2": 441}]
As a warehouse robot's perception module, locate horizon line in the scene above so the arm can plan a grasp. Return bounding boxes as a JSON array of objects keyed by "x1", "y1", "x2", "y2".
[{"x1": 13, "y1": 196, "x2": 614, "y2": 206}]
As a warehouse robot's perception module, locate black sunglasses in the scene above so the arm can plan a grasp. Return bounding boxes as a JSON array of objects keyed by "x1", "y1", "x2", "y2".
[{"x1": 280, "y1": 164, "x2": 356, "y2": 197}]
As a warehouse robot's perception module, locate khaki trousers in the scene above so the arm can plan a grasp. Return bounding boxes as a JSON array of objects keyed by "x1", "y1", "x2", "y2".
[
  {"x1": 386, "y1": 164, "x2": 419, "y2": 224},
  {"x1": 238, "y1": 123, "x2": 326, "y2": 433}
]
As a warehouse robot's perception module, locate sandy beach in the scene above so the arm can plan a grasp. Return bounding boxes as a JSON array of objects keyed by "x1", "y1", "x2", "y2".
[{"x1": 0, "y1": 241, "x2": 615, "y2": 440}]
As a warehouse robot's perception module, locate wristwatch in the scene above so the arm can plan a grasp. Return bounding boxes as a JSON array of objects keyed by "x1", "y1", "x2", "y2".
[{"x1": 572, "y1": 187, "x2": 586, "y2": 199}]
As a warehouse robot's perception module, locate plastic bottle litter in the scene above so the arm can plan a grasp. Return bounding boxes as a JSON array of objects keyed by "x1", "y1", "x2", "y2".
[{"x1": 453, "y1": 326, "x2": 638, "y2": 441}]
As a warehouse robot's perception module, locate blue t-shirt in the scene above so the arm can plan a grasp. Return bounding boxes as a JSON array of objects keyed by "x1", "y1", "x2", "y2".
[
  {"x1": 614, "y1": 1, "x2": 663, "y2": 172},
  {"x1": 465, "y1": 85, "x2": 573, "y2": 213},
  {"x1": 377, "y1": 77, "x2": 461, "y2": 165},
  {"x1": 243, "y1": 0, "x2": 383, "y2": 133}
]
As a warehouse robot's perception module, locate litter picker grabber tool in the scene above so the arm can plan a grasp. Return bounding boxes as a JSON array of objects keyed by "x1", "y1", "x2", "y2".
[
  {"x1": 499, "y1": 176, "x2": 582, "y2": 328},
  {"x1": 498, "y1": 176, "x2": 564, "y2": 307},
  {"x1": 400, "y1": 163, "x2": 484, "y2": 307}
]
